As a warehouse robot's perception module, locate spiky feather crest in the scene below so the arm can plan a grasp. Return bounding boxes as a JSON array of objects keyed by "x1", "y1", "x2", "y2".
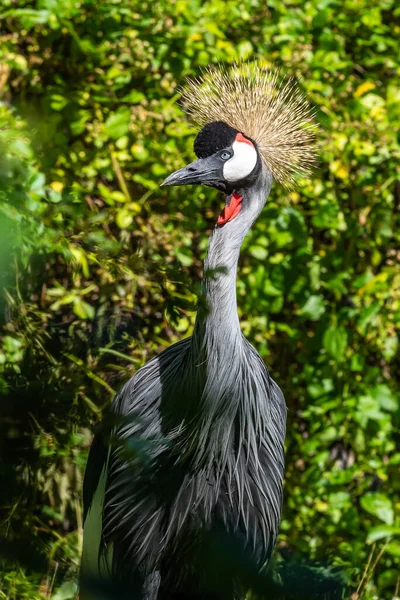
[{"x1": 181, "y1": 63, "x2": 317, "y2": 187}]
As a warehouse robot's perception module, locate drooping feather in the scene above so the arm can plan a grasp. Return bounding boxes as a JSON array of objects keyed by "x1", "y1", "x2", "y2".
[{"x1": 181, "y1": 62, "x2": 317, "y2": 186}]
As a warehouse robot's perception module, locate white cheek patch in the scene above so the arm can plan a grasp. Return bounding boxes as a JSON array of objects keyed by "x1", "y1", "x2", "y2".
[{"x1": 223, "y1": 140, "x2": 258, "y2": 183}]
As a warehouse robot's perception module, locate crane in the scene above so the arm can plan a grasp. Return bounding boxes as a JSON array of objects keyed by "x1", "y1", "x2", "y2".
[{"x1": 80, "y1": 64, "x2": 316, "y2": 600}]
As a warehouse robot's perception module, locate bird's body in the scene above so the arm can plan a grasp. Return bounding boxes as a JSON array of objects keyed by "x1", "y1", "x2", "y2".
[{"x1": 81, "y1": 64, "x2": 315, "y2": 599}]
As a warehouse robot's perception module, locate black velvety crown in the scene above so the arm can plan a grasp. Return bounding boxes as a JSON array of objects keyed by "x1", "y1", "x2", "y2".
[{"x1": 193, "y1": 121, "x2": 238, "y2": 159}]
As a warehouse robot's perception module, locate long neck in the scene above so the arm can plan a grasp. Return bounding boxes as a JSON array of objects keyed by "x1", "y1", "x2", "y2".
[{"x1": 193, "y1": 168, "x2": 272, "y2": 352}]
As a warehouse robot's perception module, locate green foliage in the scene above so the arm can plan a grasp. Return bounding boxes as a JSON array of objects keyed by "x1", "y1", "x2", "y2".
[{"x1": 0, "y1": 0, "x2": 399, "y2": 598}]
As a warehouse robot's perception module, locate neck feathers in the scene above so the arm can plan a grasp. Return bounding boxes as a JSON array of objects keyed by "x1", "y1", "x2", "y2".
[
  {"x1": 181, "y1": 168, "x2": 273, "y2": 466},
  {"x1": 194, "y1": 167, "x2": 272, "y2": 348}
]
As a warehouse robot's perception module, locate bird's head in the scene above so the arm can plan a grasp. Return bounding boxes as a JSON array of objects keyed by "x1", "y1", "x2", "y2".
[
  {"x1": 161, "y1": 64, "x2": 316, "y2": 227},
  {"x1": 161, "y1": 121, "x2": 262, "y2": 194}
]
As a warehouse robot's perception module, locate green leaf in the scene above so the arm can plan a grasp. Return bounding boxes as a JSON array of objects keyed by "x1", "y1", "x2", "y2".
[
  {"x1": 371, "y1": 384, "x2": 398, "y2": 412},
  {"x1": 249, "y1": 245, "x2": 268, "y2": 260},
  {"x1": 382, "y1": 334, "x2": 398, "y2": 361},
  {"x1": 367, "y1": 525, "x2": 400, "y2": 543},
  {"x1": 360, "y1": 493, "x2": 394, "y2": 525},
  {"x1": 237, "y1": 40, "x2": 253, "y2": 60},
  {"x1": 176, "y1": 250, "x2": 193, "y2": 267},
  {"x1": 50, "y1": 94, "x2": 68, "y2": 111},
  {"x1": 350, "y1": 353, "x2": 364, "y2": 371},
  {"x1": 319, "y1": 425, "x2": 337, "y2": 443},
  {"x1": 359, "y1": 93, "x2": 385, "y2": 110},
  {"x1": 116, "y1": 208, "x2": 133, "y2": 229},
  {"x1": 51, "y1": 580, "x2": 78, "y2": 600},
  {"x1": 386, "y1": 541, "x2": 400, "y2": 557},
  {"x1": 73, "y1": 299, "x2": 95, "y2": 320},
  {"x1": 358, "y1": 302, "x2": 381, "y2": 333},
  {"x1": 104, "y1": 108, "x2": 131, "y2": 139},
  {"x1": 298, "y1": 295, "x2": 325, "y2": 320},
  {"x1": 122, "y1": 90, "x2": 145, "y2": 103},
  {"x1": 263, "y1": 280, "x2": 283, "y2": 297},
  {"x1": 4, "y1": 8, "x2": 51, "y2": 29},
  {"x1": 311, "y1": 200, "x2": 342, "y2": 229},
  {"x1": 356, "y1": 395, "x2": 386, "y2": 425},
  {"x1": 307, "y1": 378, "x2": 334, "y2": 399},
  {"x1": 378, "y1": 569, "x2": 400, "y2": 590},
  {"x1": 323, "y1": 327, "x2": 348, "y2": 360}
]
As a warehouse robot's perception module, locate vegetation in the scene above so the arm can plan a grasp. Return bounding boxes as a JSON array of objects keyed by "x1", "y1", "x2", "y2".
[{"x1": 0, "y1": 0, "x2": 399, "y2": 598}]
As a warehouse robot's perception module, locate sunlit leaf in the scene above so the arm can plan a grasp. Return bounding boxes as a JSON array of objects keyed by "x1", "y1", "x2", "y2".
[
  {"x1": 367, "y1": 525, "x2": 400, "y2": 543},
  {"x1": 360, "y1": 493, "x2": 394, "y2": 525},
  {"x1": 298, "y1": 295, "x2": 325, "y2": 320},
  {"x1": 323, "y1": 327, "x2": 348, "y2": 360},
  {"x1": 104, "y1": 108, "x2": 131, "y2": 140}
]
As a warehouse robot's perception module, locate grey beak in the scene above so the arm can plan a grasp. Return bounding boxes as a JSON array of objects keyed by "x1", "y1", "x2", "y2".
[{"x1": 161, "y1": 157, "x2": 220, "y2": 187}]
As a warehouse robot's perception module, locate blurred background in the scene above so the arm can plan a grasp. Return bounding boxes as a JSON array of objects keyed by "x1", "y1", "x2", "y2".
[{"x1": 0, "y1": 0, "x2": 399, "y2": 598}]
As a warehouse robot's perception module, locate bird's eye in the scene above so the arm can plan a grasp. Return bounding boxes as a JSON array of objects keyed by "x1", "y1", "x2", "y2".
[{"x1": 220, "y1": 151, "x2": 232, "y2": 160}]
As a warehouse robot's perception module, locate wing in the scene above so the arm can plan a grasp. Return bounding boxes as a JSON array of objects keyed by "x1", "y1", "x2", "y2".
[{"x1": 81, "y1": 337, "x2": 192, "y2": 585}]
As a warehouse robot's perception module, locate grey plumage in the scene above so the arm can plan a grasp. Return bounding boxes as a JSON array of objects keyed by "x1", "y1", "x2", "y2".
[{"x1": 81, "y1": 64, "x2": 315, "y2": 599}]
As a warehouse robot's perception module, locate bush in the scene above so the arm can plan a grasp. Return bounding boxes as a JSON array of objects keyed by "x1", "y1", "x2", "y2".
[{"x1": 0, "y1": 1, "x2": 399, "y2": 598}]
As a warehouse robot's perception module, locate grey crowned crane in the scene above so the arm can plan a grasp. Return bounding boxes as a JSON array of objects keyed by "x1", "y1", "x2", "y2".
[{"x1": 80, "y1": 64, "x2": 316, "y2": 600}]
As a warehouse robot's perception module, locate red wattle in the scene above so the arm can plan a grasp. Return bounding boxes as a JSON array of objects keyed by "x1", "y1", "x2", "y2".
[{"x1": 217, "y1": 193, "x2": 243, "y2": 226}]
